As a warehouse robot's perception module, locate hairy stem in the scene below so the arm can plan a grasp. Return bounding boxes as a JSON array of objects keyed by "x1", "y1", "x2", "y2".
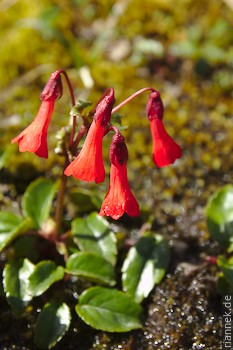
[
  {"x1": 105, "y1": 125, "x2": 120, "y2": 135},
  {"x1": 111, "y1": 87, "x2": 155, "y2": 114},
  {"x1": 73, "y1": 125, "x2": 87, "y2": 149},
  {"x1": 59, "y1": 70, "x2": 77, "y2": 148},
  {"x1": 60, "y1": 70, "x2": 75, "y2": 107}
]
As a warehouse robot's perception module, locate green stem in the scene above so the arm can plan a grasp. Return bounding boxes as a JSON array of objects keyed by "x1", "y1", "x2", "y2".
[
  {"x1": 69, "y1": 115, "x2": 77, "y2": 148},
  {"x1": 55, "y1": 160, "x2": 68, "y2": 235}
]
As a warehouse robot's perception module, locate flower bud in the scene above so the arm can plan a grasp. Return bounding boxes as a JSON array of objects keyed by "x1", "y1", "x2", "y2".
[
  {"x1": 110, "y1": 132, "x2": 128, "y2": 166},
  {"x1": 94, "y1": 88, "x2": 115, "y2": 127},
  {"x1": 40, "y1": 70, "x2": 63, "y2": 101},
  {"x1": 146, "y1": 91, "x2": 164, "y2": 120}
]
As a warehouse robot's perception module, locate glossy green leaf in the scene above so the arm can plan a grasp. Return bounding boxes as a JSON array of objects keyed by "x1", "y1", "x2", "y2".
[
  {"x1": 122, "y1": 234, "x2": 170, "y2": 303},
  {"x1": 0, "y1": 212, "x2": 21, "y2": 232},
  {"x1": 22, "y1": 178, "x2": 58, "y2": 229},
  {"x1": 217, "y1": 255, "x2": 233, "y2": 287},
  {"x1": 71, "y1": 212, "x2": 117, "y2": 265},
  {"x1": 0, "y1": 212, "x2": 33, "y2": 252},
  {"x1": 76, "y1": 286, "x2": 143, "y2": 332},
  {"x1": 206, "y1": 185, "x2": 233, "y2": 246},
  {"x1": 66, "y1": 252, "x2": 116, "y2": 286},
  {"x1": 34, "y1": 301, "x2": 71, "y2": 349},
  {"x1": 29, "y1": 261, "x2": 64, "y2": 296},
  {"x1": 70, "y1": 189, "x2": 98, "y2": 214},
  {"x1": 3, "y1": 259, "x2": 35, "y2": 317}
]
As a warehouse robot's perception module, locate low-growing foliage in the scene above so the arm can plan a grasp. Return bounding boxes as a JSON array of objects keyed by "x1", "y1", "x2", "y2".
[{"x1": 1, "y1": 178, "x2": 170, "y2": 347}]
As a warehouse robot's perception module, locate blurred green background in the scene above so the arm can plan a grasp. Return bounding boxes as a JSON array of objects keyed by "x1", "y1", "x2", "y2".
[{"x1": 0, "y1": 0, "x2": 233, "y2": 218}]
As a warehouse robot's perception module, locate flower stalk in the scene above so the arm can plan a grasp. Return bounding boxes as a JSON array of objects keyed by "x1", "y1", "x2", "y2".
[
  {"x1": 55, "y1": 162, "x2": 68, "y2": 235},
  {"x1": 111, "y1": 87, "x2": 155, "y2": 114}
]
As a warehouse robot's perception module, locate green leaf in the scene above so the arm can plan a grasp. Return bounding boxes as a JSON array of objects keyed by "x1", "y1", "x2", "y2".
[
  {"x1": 3, "y1": 259, "x2": 35, "y2": 317},
  {"x1": 0, "y1": 212, "x2": 21, "y2": 233},
  {"x1": 66, "y1": 252, "x2": 116, "y2": 286},
  {"x1": 29, "y1": 261, "x2": 64, "y2": 297},
  {"x1": 70, "y1": 189, "x2": 98, "y2": 214},
  {"x1": 206, "y1": 185, "x2": 233, "y2": 247},
  {"x1": 76, "y1": 286, "x2": 143, "y2": 332},
  {"x1": 122, "y1": 234, "x2": 170, "y2": 303},
  {"x1": 34, "y1": 301, "x2": 71, "y2": 349},
  {"x1": 217, "y1": 255, "x2": 233, "y2": 287},
  {"x1": 217, "y1": 274, "x2": 233, "y2": 295},
  {"x1": 71, "y1": 212, "x2": 117, "y2": 265},
  {"x1": 0, "y1": 145, "x2": 14, "y2": 169},
  {"x1": 22, "y1": 178, "x2": 58, "y2": 229},
  {"x1": 0, "y1": 212, "x2": 34, "y2": 253}
]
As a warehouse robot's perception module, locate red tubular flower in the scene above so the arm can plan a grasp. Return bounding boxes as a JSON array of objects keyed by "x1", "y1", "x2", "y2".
[
  {"x1": 99, "y1": 132, "x2": 140, "y2": 220},
  {"x1": 11, "y1": 70, "x2": 63, "y2": 158},
  {"x1": 146, "y1": 91, "x2": 182, "y2": 167},
  {"x1": 64, "y1": 88, "x2": 115, "y2": 183},
  {"x1": 149, "y1": 118, "x2": 182, "y2": 167}
]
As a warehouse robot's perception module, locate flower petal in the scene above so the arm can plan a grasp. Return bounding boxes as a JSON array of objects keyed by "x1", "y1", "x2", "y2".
[
  {"x1": 99, "y1": 164, "x2": 139, "y2": 220},
  {"x1": 150, "y1": 118, "x2": 182, "y2": 167},
  {"x1": 64, "y1": 120, "x2": 105, "y2": 183},
  {"x1": 11, "y1": 100, "x2": 55, "y2": 158}
]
